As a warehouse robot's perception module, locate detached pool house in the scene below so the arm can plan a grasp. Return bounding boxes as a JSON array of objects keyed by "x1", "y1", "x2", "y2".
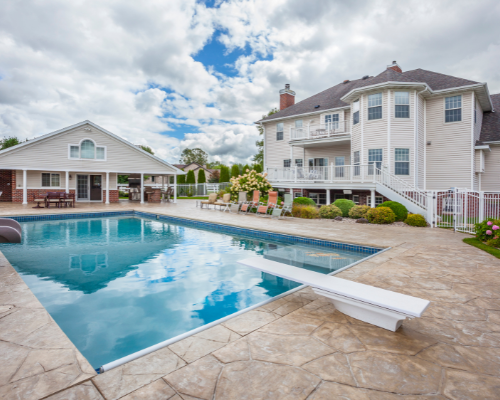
[{"x1": 0, "y1": 121, "x2": 183, "y2": 204}]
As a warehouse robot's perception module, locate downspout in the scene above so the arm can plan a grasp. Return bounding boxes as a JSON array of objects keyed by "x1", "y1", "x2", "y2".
[
  {"x1": 471, "y1": 92, "x2": 475, "y2": 190},
  {"x1": 416, "y1": 87, "x2": 428, "y2": 189},
  {"x1": 260, "y1": 122, "x2": 266, "y2": 172}
]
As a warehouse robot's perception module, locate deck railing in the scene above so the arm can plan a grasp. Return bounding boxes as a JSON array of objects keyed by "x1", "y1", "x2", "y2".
[
  {"x1": 266, "y1": 165, "x2": 376, "y2": 183},
  {"x1": 290, "y1": 121, "x2": 349, "y2": 141}
]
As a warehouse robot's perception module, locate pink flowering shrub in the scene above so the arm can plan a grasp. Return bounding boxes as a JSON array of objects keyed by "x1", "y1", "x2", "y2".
[
  {"x1": 487, "y1": 221, "x2": 493, "y2": 226},
  {"x1": 475, "y1": 218, "x2": 500, "y2": 242}
]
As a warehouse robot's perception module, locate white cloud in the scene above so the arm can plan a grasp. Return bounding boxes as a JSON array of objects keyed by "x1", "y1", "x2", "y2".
[{"x1": 0, "y1": 0, "x2": 499, "y2": 165}]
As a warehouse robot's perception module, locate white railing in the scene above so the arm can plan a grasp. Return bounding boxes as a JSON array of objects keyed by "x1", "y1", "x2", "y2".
[
  {"x1": 291, "y1": 121, "x2": 349, "y2": 141},
  {"x1": 266, "y1": 165, "x2": 379, "y2": 183},
  {"x1": 373, "y1": 167, "x2": 428, "y2": 210}
]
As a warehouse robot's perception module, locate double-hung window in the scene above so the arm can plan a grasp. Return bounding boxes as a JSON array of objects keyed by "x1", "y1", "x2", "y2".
[
  {"x1": 325, "y1": 113, "x2": 339, "y2": 130},
  {"x1": 353, "y1": 151, "x2": 360, "y2": 176},
  {"x1": 395, "y1": 92, "x2": 410, "y2": 118},
  {"x1": 394, "y1": 148, "x2": 410, "y2": 175},
  {"x1": 445, "y1": 95, "x2": 462, "y2": 122},
  {"x1": 295, "y1": 159, "x2": 303, "y2": 167},
  {"x1": 368, "y1": 149, "x2": 383, "y2": 174},
  {"x1": 283, "y1": 159, "x2": 291, "y2": 168},
  {"x1": 352, "y1": 100, "x2": 360, "y2": 125},
  {"x1": 368, "y1": 93, "x2": 382, "y2": 120},
  {"x1": 276, "y1": 123, "x2": 284, "y2": 140},
  {"x1": 42, "y1": 173, "x2": 60, "y2": 187}
]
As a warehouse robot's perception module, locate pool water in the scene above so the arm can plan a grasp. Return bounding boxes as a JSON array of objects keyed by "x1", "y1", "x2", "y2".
[{"x1": 1, "y1": 216, "x2": 370, "y2": 368}]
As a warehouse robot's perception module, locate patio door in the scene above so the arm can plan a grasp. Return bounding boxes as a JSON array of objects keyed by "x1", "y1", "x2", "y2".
[
  {"x1": 77, "y1": 175, "x2": 89, "y2": 200},
  {"x1": 335, "y1": 156, "x2": 345, "y2": 178},
  {"x1": 90, "y1": 175, "x2": 102, "y2": 201},
  {"x1": 308, "y1": 158, "x2": 328, "y2": 180}
]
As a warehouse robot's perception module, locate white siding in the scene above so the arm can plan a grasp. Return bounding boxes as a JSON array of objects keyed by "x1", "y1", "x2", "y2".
[
  {"x1": 425, "y1": 92, "x2": 473, "y2": 189},
  {"x1": 482, "y1": 145, "x2": 500, "y2": 191},
  {"x1": 417, "y1": 94, "x2": 425, "y2": 189},
  {"x1": 473, "y1": 99, "x2": 484, "y2": 190},
  {"x1": 16, "y1": 170, "x2": 118, "y2": 190},
  {"x1": 305, "y1": 143, "x2": 351, "y2": 166},
  {"x1": 0, "y1": 123, "x2": 177, "y2": 174}
]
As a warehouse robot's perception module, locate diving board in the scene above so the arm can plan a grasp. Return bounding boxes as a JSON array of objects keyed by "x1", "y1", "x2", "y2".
[{"x1": 238, "y1": 257, "x2": 430, "y2": 331}]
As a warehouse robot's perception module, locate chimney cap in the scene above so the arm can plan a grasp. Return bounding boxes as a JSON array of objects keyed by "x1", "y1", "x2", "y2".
[
  {"x1": 392, "y1": 60, "x2": 397, "y2": 64},
  {"x1": 343, "y1": 80, "x2": 350, "y2": 84},
  {"x1": 362, "y1": 75, "x2": 369, "y2": 80},
  {"x1": 285, "y1": 83, "x2": 290, "y2": 89}
]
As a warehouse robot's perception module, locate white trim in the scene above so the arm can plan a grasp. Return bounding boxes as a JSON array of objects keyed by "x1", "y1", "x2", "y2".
[
  {"x1": 444, "y1": 94, "x2": 463, "y2": 124},
  {"x1": 3, "y1": 166, "x2": 178, "y2": 174},
  {"x1": 258, "y1": 106, "x2": 350, "y2": 124},
  {"x1": 22, "y1": 170, "x2": 27, "y2": 205},
  {"x1": 475, "y1": 145, "x2": 491, "y2": 151},
  {"x1": 414, "y1": 90, "x2": 417, "y2": 187},
  {"x1": 471, "y1": 91, "x2": 475, "y2": 190},
  {"x1": 262, "y1": 123, "x2": 266, "y2": 170},
  {"x1": 65, "y1": 171, "x2": 69, "y2": 194},
  {"x1": 140, "y1": 173, "x2": 144, "y2": 204},
  {"x1": 387, "y1": 90, "x2": 391, "y2": 174},
  {"x1": 68, "y1": 140, "x2": 107, "y2": 161},
  {"x1": 0, "y1": 120, "x2": 183, "y2": 174},
  {"x1": 106, "y1": 172, "x2": 110, "y2": 204},
  {"x1": 423, "y1": 99, "x2": 427, "y2": 190},
  {"x1": 40, "y1": 171, "x2": 62, "y2": 188},
  {"x1": 360, "y1": 96, "x2": 364, "y2": 164}
]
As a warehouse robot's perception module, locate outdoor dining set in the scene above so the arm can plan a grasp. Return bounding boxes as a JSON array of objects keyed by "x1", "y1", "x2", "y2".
[{"x1": 33, "y1": 192, "x2": 75, "y2": 209}]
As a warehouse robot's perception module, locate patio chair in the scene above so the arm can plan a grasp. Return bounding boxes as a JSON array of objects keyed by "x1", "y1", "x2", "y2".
[
  {"x1": 239, "y1": 257, "x2": 430, "y2": 332},
  {"x1": 270, "y1": 193, "x2": 293, "y2": 219},
  {"x1": 200, "y1": 192, "x2": 217, "y2": 209},
  {"x1": 240, "y1": 190, "x2": 260, "y2": 214},
  {"x1": 46, "y1": 192, "x2": 64, "y2": 208},
  {"x1": 214, "y1": 193, "x2": 231, "y2": 211},
  {"x1": 238, "y1": 191, "x2": 248, "y2": 204},
  {"x1": 163, "y1": 187, "x2": 174, "y2": 202},
  {"x1": 228, "y1": 203, "x2": 241, "y2": 213},
  {"x1": 256, "y1": 191, "x2": 278, "y2": 216}
]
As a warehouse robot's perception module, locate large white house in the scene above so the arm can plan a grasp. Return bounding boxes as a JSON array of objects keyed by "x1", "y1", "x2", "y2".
[
  {"x1": 0, "y1": 120, "x2": 183, "y2": 204},
  {"x1": 259, "y1": 61, "x2": 500, "y2": 214}
]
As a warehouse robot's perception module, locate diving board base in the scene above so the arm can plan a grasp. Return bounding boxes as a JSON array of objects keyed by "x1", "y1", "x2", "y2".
[{"x1": 313, "y1": 288, "x2": 408, "y2": 331}]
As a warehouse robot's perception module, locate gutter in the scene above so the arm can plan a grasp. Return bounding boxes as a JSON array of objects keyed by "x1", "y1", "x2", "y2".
[
  {"x1": 475, "y1": 145, "x2": 491, "y2": 151},
  {"x1": 255, "y1": 105, "x2": 350, "y2": 124}
]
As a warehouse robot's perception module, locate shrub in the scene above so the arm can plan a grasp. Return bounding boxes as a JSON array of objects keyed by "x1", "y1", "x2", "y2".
[
  {"x1": 348, "y1": 205, "x2": 371, "y2": 219},
  {"x1": 319, "y1": 204, "x2": 342, "y2": 219},
  {"x1": 486, "y1": 237, "x2": 500, "y2": 248},
  {"x1": 177, "y1": 173, "x2": 186, "y2": 184},
  {"x1": 219, "y1": 166, "x2": 230, "y2": 183},
  {"x1": 119, "y1": 190, "x2": 129, "y2": 198},
  {"x1": 198, "y1": 169, "x2": 206, "y2": 184},
  {"x1": 475, "y1": 218, "x2": 500, "y2": 242},
  {"x1": 333, "y1": 199, "x2": 356, "y2": 217},
  {"x1": 186, "y1": 170, "x2": 196, "y2": 184},
  {"x1": 366, "y1": 207, "x2": 396, "y2": 224},
  {"x1": 229, "y1": 169, "x2": 273, "y2": 197},
  {"x1": 292, "y1": 204, "x2": 303, "y2": 218},
  {"x1": 405, "y1": 214, "x2": 427, "y2": 227},
  {"x1": 377, "y1": 201, "x2": 408, "y2": 221},
  {"x1": 293, "y1": 197, "x2": 316, "y2": 206},
  {"x1": 231, "y1": 165, "x2": 240, "y2": 178},
  {"x1": 254, "y1": 164, "x2": 263, "y2": 173},
  {"x1": 300, "y1": 205, "x2": 320, "y2": 219}
]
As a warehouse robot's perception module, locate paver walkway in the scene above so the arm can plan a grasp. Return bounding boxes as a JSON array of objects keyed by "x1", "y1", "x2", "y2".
[{"x1": 0, "y1": 200, "x2": 499, "y2": 399}]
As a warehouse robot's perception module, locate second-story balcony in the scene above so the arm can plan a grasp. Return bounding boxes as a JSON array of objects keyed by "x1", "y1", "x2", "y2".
[
  {"x1": 290, "y1": 121, "x2": 350, "y2": 143},
  {"x1": 267, "y1": 165, "x2": 378, "y2": 183}
]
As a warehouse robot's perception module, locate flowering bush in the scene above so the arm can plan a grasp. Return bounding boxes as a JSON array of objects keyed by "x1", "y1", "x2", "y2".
[
  {"x1": 229, "y1": 170, "x2": 273, "y2": 199},
  {"x1": 475, "y1": 218, "x2": 500, "y2": 242}
]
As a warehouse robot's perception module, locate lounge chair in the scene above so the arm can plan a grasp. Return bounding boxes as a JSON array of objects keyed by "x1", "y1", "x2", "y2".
[
  {"x1": 214, "y1": 193, "x2": 231, "y2": 211},
  {"x1": 256, "y1": 191, "x2": 278, "y2": 216},
  {"x1": 238, "y1": 191, "x2": 247, "y2": 204},
  {"x1": 200, "y1": 193, "x2": 217, "y2": 209},
  {"x1": 229, "y1": 203, "x2": 241, "y2": 213},
  {"x1": 238, "y1": 257, "x2": 430, "y2": 332},
  {"x1": 270, "y1": 193, "x2": 293, "y2": 219},
  {"x1": 240, "y1": 190, "x2": 260, "y2": 214}
]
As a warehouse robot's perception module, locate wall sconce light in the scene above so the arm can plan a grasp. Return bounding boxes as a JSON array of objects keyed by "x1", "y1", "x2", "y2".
[
  {"x1": 69, "y1": 174, "x2": 73, "y2": 180},
  {"x1": 427, "y1": 141, "x2": 431, "y2": 145}
]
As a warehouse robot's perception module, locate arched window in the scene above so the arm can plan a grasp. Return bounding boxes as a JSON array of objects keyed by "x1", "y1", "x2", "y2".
[{"x1": 80, "y1": 140, "x2": 95, "y2": 159}]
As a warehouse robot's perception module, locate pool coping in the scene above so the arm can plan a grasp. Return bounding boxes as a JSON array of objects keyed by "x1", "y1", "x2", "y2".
[{"x1": 1, "y1": 210, "x2": 389, "y2": 379}]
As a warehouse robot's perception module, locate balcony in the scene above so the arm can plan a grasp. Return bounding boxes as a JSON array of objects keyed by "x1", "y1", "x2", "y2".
[
  {"x1": 290, "y1": 121, "x2": 350, "y2": 143},
  {"x1": 266, "y1": 165, "x2": 379, "y2": 183}
]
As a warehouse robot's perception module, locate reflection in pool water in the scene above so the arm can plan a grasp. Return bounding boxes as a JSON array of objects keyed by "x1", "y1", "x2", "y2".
[{"x1": 1, "y1": 216, "x2": 367, "y2": 368}]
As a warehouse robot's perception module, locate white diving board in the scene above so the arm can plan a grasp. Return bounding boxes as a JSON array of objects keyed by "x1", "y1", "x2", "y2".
[{"x1": 238, "y1": 257, "x2": 430, "y2": 331}]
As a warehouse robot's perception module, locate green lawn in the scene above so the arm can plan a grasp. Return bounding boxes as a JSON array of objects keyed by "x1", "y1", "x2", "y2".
[{"x1": 463, "y1": 238, "x2": 500, "y2": 259}]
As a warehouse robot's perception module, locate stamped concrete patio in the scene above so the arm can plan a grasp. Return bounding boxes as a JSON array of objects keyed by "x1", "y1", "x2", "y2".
[{"x1": 1, "y1": 200, "x2": 499, "y2": 399}]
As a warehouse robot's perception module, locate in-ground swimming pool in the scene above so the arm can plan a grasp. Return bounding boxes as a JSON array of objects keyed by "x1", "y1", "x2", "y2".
[{"x1": 1, "y1": 213, "x2": 380, "y2": 368}]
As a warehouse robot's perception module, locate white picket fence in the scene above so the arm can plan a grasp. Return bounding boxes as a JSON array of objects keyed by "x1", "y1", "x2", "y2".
[
  {"x1": 175, "y1": 182, "x2": 231, "y2": 197},
  {"x1": 430, "y1": 188, "x2": 500, "y2": 233}
]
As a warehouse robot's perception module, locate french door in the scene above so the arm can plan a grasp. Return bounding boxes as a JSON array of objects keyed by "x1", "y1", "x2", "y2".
[{"x1": 77, "y1": 175, "x2": 89, "y2": 200}]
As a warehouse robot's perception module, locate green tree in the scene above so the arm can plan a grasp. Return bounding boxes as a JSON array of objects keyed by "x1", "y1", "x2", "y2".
[
  {"x1": 220, "y1": 166, "x2": 230, "y2": 182},
  {"x1": 242, "y1": 164, "x2": 251, "y2": 174},
  {"x1": 198, "y1": 169, "x2": 206, "y2": 184},
  {"x1": 118, "y1": 175, "x2": 129, "y2": 184},
  {"x1": 254, "y1": 164, "x2": 262, "y2": 173},
  {"x1": 186, "y1": 170, "x2": 196, "y2": 184},
  {"x1": 180, "y1": 148, "x2": 208, "y2": 165},
  {"x1": 252, "y1": 108, "x2": 279, "y2": 166},
  {"x1": 177, "y1": 172, "x2": 186, "y2": 184},
  {"x1": 139, "y1": 145, "x2": 154, "y2": 155},
  {"x1": 231, "y1": 165, "x2": 240, "y2": 178},
  {"x1": 207, "y1": 160, "x2": 222, "y2": 169},
  {"x1": 0, "y1": 136, "x2": 22, "y2": 150}
]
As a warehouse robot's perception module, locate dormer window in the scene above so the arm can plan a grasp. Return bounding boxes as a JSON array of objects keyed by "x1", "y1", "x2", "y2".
[{"x1": 69, "y1": 139, "x2": 106, "y2": 160}]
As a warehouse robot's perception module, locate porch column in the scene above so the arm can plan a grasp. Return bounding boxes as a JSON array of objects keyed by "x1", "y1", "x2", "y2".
[
  {"x1": 140, "y1": 173, "x2": 144, "y2": 204},
  {"x1": 173, "y1": 178, "x2": 177, "y2": 203},
  {"x1": 326, "y1": 189, "x2": 331, "y2": 205},
  {"x1": 65, "y1": 171, "x2": 69, "y2": 194},
  {"x1": 370, "y1": 189, "x2": 375, "y2": 208},
  {"x1": 105, "y1": 172, "x2": 110, "y2": 204},
  {"x1": 22, "y1": 169, "x2": 27, "y2": 205}
]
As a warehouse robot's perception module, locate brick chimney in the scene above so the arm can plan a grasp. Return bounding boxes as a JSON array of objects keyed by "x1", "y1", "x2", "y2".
[
  {"x1": 387, "y1": 60, "x2": 402, "y2": 73},
  {"x1": 279, "y1": 84, "x2": 296, "y2": 111}
]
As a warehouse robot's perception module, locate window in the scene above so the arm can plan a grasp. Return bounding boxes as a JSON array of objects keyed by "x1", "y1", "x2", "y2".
[
  {"x1": 395, "y1": 148, "x2": 410, "y2": 175},
  {"x1": 368, "y1": 93, "x2": 382, "y2": 120},
  {"x1": 353, "y1": 195, "x2": 360, "y2": 204},
  {"x1": 445, "y1": 95, "x2": 462, "y2": 122},
  {"x1": 309, "y1": 193, "x2": 327, "y2": 205},
  {"x1": 353, "y1": 151, "x2": 360, "y2": 176},
  {"x1": 325, "y1": 113, "x2": 339, "y2": 129},
  {"x1": 368, "y1": 149, "x2": 383, "y2": 173},
  {"x1": 353, "y1": 100, "x2": 360, "y2": 125},
  {"x1": 375, "y1": 196, "x2": 383, "y2": 206},
  {"x1": 335, "y1": 156, "x2": 345, "y2": 178},
  {"x1": 70, "y1": 145, "x2": 79, "y2": 158},
  {"x1": 295, "y1": 120, "x2": 303, "y2": 128},
  {"x1": 96, "y1": 147, "x2": 105, "y2": 160},
  {"x1": 294, "y1": 192, "x2": 302, "y2": 198},
  {"x1": 395, "y1": 92, "x2": 410, "y2": 118},
  {"x1": 81, "y1": 140, "x2": 95, "y2": 159},
  {"x1": 41, "y1": 173, "x2": 60, "y2": 187},
  {"x1": 295, "y1": 159, "x2": 303, "y2": 167},
  {"x1": 283, "y1": 159, "x2": 291, "y2": 168},
  {"x1": 276, "y1": 123, "x2": 284, "y2": 140},
  {"x1": 151, "y1": 176, "x2": 155, "y2": 183}
]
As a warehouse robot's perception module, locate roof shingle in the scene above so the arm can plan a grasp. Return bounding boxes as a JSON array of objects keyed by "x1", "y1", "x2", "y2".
[{"x1": 480, "y1": 93, "x2": 500, "y2": 142}]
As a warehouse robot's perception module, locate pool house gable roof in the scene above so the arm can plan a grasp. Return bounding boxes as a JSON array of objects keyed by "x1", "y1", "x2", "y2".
[{"x1": 0, "y1": 120, "x2": 184, "y2": 174}]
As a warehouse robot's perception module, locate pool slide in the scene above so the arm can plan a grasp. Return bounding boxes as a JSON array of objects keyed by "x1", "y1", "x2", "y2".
[{"x1": 0, "y1": 218, "x2": 22, "y2": 243}]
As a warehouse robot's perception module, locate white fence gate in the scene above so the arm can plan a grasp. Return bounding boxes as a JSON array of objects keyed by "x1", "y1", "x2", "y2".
[{"x1": 431, "y1": 188, "x2": 500, "y2": 234}]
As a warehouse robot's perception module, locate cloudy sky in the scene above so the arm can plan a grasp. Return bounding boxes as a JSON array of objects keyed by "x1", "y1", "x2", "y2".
[{"x1": 1, "y1": 0, "x2": 499, "y2": 164}]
